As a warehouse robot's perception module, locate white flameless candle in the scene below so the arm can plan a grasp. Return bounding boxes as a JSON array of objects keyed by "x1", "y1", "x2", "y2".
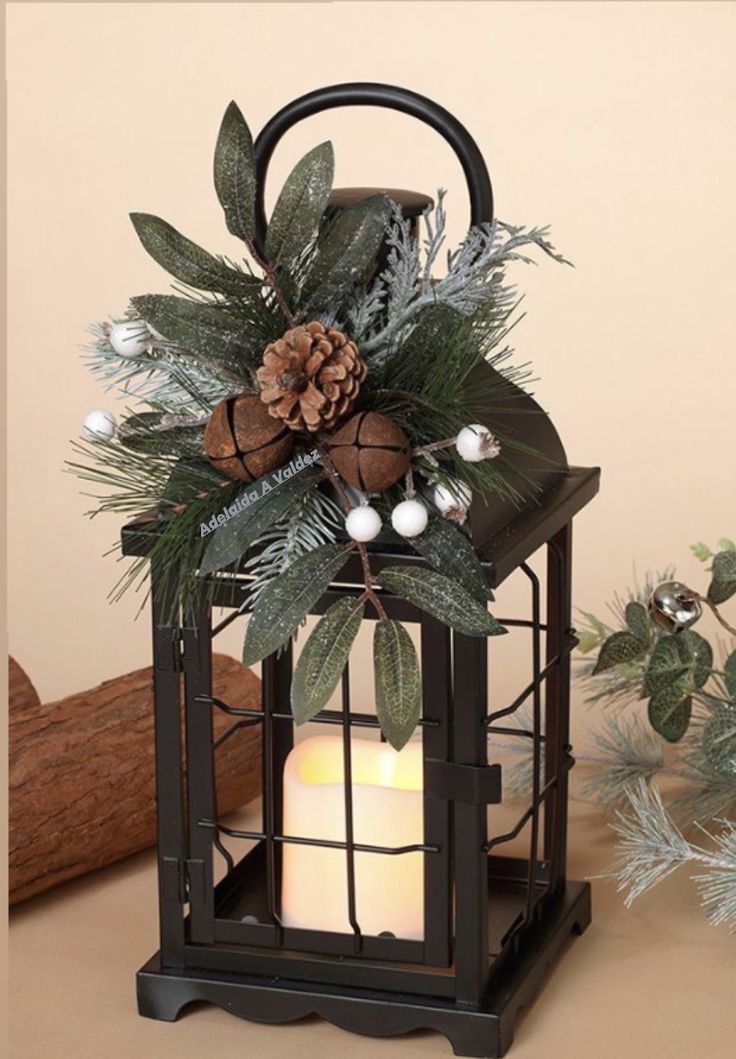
[{"x1": 281, "y1": 735, "x2": 424, "y2": 939}]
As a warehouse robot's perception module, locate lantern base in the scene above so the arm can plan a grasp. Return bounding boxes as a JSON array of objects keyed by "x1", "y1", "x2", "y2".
[{"x1": 137, "y1": 879, "x2": 590, "y2": 1057}]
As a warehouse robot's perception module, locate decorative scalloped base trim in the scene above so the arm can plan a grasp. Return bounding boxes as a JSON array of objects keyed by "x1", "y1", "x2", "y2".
[{"x1": 137, "y1": 880, "x2": 590, "y2": 1058}]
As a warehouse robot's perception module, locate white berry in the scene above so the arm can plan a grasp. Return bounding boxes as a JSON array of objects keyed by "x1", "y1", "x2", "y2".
[
  {"x1": 456, "y1": 424, "x2": 501, "y2": 462},
  {"x1": 345, "y1": 505, "x2": 382, "y2": 542},
  {"x1": 433, "y1": 480, "x2": 473, "y2": 521},
  {"x1": 109, "y1": 320, "x2": 152, "y2": 357},
  {"x1": 82, "y1": 409, "x2": 117, "y2": 441},
  {"x1": 391, "y1": 499, "x2": 428, "y2": 538}
]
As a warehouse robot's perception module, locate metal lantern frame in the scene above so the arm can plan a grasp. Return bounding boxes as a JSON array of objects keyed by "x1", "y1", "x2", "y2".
[{"x1": 124, "y1": 84, "x2": 601, "y2": 1058}]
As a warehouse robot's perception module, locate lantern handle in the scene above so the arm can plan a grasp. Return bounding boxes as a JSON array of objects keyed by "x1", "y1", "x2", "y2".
[{"x1": 252, "y1": 82, "x2": 493, "y2": 257}]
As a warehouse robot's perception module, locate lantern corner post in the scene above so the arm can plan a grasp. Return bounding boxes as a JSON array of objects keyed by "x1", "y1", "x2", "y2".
[
  {"x1": 451, "y1": 629, "x2": 490, "y2": 1007},
  {"x1": 182, "y1": 586, "x2": 216, "y2": 943},
  {"x1": 543, "y1": 521, "x2": 574, "y2": 891},
  {"x1": 147, "y1": 558, "x2": 188, "y2": 972}
]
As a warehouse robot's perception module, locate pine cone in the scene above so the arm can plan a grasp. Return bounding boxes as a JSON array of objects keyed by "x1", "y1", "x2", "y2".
[{"x1": 256, "y1": 321, "x2": 367, "y2": 433}]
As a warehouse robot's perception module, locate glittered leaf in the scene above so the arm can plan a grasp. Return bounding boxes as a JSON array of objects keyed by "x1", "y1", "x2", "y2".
[
  {"x1": 643, "y1": 636, "x2": 690, "y2": 696},
  {"x1": 130, "y1": 213, "x2": 257, "y2": 295},
  {"x1": 708, "y1": 580, "x2": 736, "y2": 605},
  {"x1": 379, "y1": 565, "x2": 505, "y2": 637},
  {"x1": 242, "y1": 543, "x2": 350, "y2": 665},
  {"x1": 680, "y1": 629, "x2": 713, "y2": 689},
  {"x1": 303, "y1": 195, "x2": 393, "y2": 308},
  {"x1": 648, "y1": 684, "x2": 692, "y2": 742},
  {"x1": 625, "y1": 602, "x2": 651, "y2": 647},
  {"x1": 291, "y1": 596, "x2": 364, "y2": 725},
  {"x1": 411, "y1": 518, "x2": 489, "y2": 605},
  {"x1": 200, "y1": 466, "x2": 322, "y2": 575},
  {"x1": 724, "y1": 651, "x2": 736, "y2": 702},
  {"x1": 131, "y1": 295, "x2": 257, "y2": 362},
  {"x1": 701, "y1": 707, "x2": 736, "y2": 775},
  {"x1": 373, "y1": 619, "x2": 421, "y2": 751},
  {"x1": 214, "y1": 101, "x2": 256, "y2": 241},
  {"x1": 708, "y1": 550, "x2": 736, "y2": 605},
  {"x1": 266, "y1": 142, "x2": 334, "y2": 266},
  {"x1": 592, "y1": 631, "x2": 646, "y2": 675}
]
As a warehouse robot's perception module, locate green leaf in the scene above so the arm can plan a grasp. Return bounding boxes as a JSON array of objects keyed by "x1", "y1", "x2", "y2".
[
  {"x1": 701, "y1": 707, "x2": 736, "y2": 775},
  {"x1": 648, "y1": 684, "x2": 692, "y2": 742},
  {"x1": 199, "y1": 466, "x2": 322, "y2": 575},
  {"x1": 130, "y1": 213, "x2": 257, "y2": 295},
  {"x1": 717, "y1": 538, "x2": 736, "y2": 553},
  {"x1": 373, "y1": 619, "x2": 421, "y2": 751},
  {"x1": 214, "y1": 101, "x2": 256, "y2": 241},
  {"x1": 411, "y1": 518, "x2": 489, "y2": 605},
  {"x1": 131, "y1": 295, "x2": 257, "y2": 362},
  {"x1": 266, "y1": 142, "x2": 334, "y2": 266},
  {"x1": 291, "y1": 596, "x2": 364, "y2": 725},
  {"x1": 378, "y1": 565, "x2": 505, "y2": 637},
  {"x1": 577, "y1": 629, "x2": 603, "y2": 654},
  {"x1": 691, "y1": 541, "x2": 713, "y2": 562},
  {"x1": 592, "y1": 631, "x2": 647, "y2": 675},
  {"x1": 724, "y1": 651, "x2": 736, "y2": 701},
  {"x1": 643, "y1": 630, "x2": 712, "y2": 697},
  {"x1": 242, "y1": 543, "x2": 350, "y2": 665},
  {"x1": 642, "y1": 636, "x2": 690, "y2": 696},
  {"x1": 625, "y1": 601, "x2": 651, "y2": 647},
  {"x1": 680, "y1": 629, "x2": 713, "y2": 688},
  {"x1": 708, "y1": 550, "x2": 736, "y2": 604},
  {"x1": 302, "y1": 195, "x2": 393, "y2": 308}
]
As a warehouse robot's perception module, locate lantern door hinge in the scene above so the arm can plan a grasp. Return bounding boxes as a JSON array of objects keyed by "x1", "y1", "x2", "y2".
[
  {"x1": 426, "y1": 759, "x2": 502, "y2": 805},
  {"x1": 161, "y1": 857, "x2": 207, "y2": 905},
  {"x1": 155, "y1": 628, "x2": 201, "y2": 673}
]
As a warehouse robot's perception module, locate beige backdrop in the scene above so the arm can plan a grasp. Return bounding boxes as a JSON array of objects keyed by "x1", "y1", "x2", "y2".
[{"x1": 6, "y1": 1, "x2": 735, "y2": 744}]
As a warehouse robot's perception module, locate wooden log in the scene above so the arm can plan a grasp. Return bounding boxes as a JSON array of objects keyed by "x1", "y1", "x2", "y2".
[
  {"x1": 9, "y1": 654, "x2": 262, "y2": 905},
  {"x1": 9, "y1": 656, "x2": 41, "y2": 714}
]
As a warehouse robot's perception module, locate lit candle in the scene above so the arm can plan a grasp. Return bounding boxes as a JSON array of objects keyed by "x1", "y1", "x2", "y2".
[{"x1": 281, "y1": 735, "x2": 424, "y2": 939}]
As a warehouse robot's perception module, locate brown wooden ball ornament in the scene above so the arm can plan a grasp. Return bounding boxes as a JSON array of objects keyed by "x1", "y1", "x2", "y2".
[
  {"x1": 327, "y1": 411, "x2": 410, "y2": 493},
  {"x1": 204, "y1": 393, "x2": 293, "y2": 482}
]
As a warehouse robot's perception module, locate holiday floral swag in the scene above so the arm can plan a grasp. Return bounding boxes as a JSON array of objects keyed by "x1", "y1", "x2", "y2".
[
  {"x1": 70, "y1": 100, "x2": 567, "y2": 750},
  {"x1": 578, "y1": 541, "x2": 736, "y2": 927},
  {"x1": 493, "y1": 541, "x2": 736, "y2": 927}
]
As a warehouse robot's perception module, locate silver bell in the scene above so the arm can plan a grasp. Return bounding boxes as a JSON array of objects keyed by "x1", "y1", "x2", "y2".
[{"x1": 648, "y1": 580, "x2": 702, "y2": 634}]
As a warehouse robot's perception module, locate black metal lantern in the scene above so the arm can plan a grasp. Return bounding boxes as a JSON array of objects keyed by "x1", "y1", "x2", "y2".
[{"x1": 126, "y1": 84, "x2": 600, "y2": 1058}]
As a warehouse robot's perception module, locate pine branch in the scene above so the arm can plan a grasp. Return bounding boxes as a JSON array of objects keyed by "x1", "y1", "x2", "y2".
[
  {"x1": 577, "y1": 713, "x2": 664, "y2": 804},
  {"x1": 602, "y1": 781, "x2": 736, "y2": 929},
  {"x1": 84, "y1": 321, "x2": 235, "y2": 411},
  {"x1": 603, "y1": 780, "x2": 695, "y2": 903},
  {"x1": 693, "y1": 819, "x2": 736, "y2": 927},
  {"x1": 355, "y1": 200, "x2": 568, "y2": 362},
  {"x1": 66, "y1": 437, "x2": 225, "y2": 515},
  {"x1": 239, "y1": 488, "x2": 343, "y2": 608}
]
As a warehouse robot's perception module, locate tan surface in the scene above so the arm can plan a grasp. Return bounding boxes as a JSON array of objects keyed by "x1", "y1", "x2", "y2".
[
  {"x1": 6, "y1": 0, "x2": 736, "y2": 713},
  {"x1": 8, "y1": 794, "x2": 736, "y2": 1059}
]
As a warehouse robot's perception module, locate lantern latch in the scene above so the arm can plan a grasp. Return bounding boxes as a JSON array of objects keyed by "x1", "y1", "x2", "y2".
[
  {"x1": 161, "y1": 857, "x2": 207, "y2": 905},
  {"x1": 425, "y1": 760, "x2": 502, "y2": 805},
  {"x1": 154, "y1": 628, "x2": 202, "y2": 672}
]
